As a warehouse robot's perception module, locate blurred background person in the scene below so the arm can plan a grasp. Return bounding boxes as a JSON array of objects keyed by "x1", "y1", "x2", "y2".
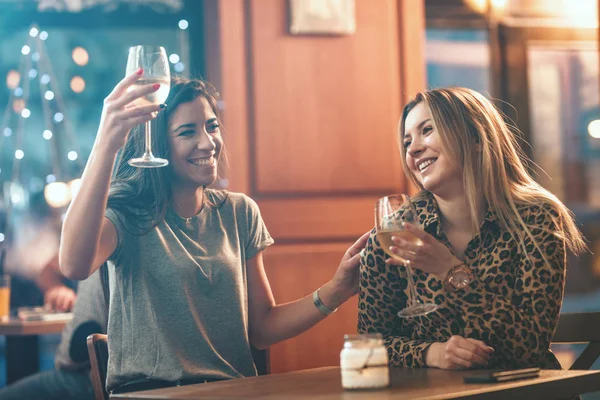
[{"x1": 0, "y1": 270, "x2": 107, "y2": 400}]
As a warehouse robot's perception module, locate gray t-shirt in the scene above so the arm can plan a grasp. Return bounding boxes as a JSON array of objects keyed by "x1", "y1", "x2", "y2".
[{"x1": 104, "y1": 190, "x2": 274, "y2": 391}]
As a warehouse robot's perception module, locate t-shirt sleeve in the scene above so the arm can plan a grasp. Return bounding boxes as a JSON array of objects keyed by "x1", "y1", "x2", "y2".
[
  {"x1": 105, "y1": 207, "x2": 127, "y2": 263},
  {"x1": 243, "y1": 196, "x2": 274, "y2": 260}
]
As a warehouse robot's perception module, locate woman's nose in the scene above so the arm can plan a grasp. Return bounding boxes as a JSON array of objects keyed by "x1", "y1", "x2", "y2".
[
  {"x1": 407, "y1": 138, "x2": 424, "y2": 157},
  {"x1": 196, "y1": 130, "x2": 216, "y2": 151}
]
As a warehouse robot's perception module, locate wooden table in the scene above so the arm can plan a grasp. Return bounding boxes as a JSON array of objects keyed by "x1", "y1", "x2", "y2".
[
  {"x1": 0, "y1": 315, "x2": 72, "y2": 384},
  {"x1": 111, "y1": 366, "x2": 600, "y2": 400}
]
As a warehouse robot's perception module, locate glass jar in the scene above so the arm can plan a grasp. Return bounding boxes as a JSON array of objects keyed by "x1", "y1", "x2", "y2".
[{"x1": 340, "y1": 333, "x2": 390, "y2": 390}]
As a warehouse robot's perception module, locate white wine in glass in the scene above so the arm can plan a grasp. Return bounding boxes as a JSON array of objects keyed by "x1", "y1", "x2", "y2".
[
  {"x1": 125, "y1": 45, "x2": 171, "y2": 168},
  {"x1": 375, "y1": 194, "x2": 437, "y2": 318}
]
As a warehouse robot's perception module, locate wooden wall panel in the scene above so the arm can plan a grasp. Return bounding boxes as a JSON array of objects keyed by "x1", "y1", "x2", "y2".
[
  {"x1": 203, "y1": 0, "x2": 252, "y2": 193},
  {"x1": 263, "y1": 243, "x2": 358, "y2": 372},
  {"x1": 398, "y1": 0, "x2": 427, "y2": 104},
  {"x1": 248, "y1": 0, "x2": 403, "y2": 195},
  {"x1": 204, "y1": 0, "x2": 426, "y2": 374},
  {"x1": 259, "y1": 196, "x2": 377, "y2": 242}
]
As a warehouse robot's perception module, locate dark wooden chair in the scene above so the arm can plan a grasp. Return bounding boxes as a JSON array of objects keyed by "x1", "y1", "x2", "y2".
[
  {"x1": 86, "y1": 332, "x2": 269, "y2": 400},
  {"x1": 87, "y1": 333, "x2": 109, "y2": 400},
  {"x1": 252, "y1": 346, "x2": 270, "y2": 376},
  {"x1": 553, "y1": 312, "x2": 600, "y2": 370}
]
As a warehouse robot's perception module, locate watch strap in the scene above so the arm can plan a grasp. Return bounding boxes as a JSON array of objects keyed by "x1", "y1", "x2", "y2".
[{"x1": 312, "y1": 289, "x2": 337, "y2": 316}]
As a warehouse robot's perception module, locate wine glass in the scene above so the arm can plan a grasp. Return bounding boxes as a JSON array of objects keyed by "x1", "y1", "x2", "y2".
[
  {"x1": 125, "y1": 45, "x2": 171, "y2": 168},
  {"x1": 375, "y1": 194, "x2": 438, "y2": 318}
]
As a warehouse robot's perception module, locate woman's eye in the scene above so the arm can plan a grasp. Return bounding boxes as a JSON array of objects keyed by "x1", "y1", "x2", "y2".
[
  {"x1": 403, "y1": 140, "x2": 411, "y2": 149},
  {"x1": 423, "y1": 126, "x2": 433, "y2": 134},
  {"x1": 180, "y1": 130, "x2": 194, "y2": 137},
  {"x1": 208, "y1": 123, "x2": 220, "y2": 133}
]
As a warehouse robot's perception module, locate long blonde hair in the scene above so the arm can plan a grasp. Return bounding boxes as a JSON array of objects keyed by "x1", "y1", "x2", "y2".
[{"x1": 399, "y1": 87, "x2": 586, "y2": 259}]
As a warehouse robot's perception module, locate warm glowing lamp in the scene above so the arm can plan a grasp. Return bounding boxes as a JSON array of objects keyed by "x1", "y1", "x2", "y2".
[
  {"x1": 44, "y1": 182, "x2": 71, "y2": 208},
  {"x1": 588, "y1": 120, "x2": 600, "y2": 139},
  {"x1": 68, "y1": 178, "x2": 82, "y2": 198}
]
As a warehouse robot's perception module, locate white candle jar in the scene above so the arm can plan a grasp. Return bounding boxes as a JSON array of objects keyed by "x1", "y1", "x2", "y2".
[{"x1": 340, "y1": 333, "x2": 390, "y2": 390}]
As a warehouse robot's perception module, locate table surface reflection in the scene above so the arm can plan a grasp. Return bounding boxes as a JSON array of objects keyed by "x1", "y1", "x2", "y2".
[{"x1": 110, "y1": 366, "x2": 600, "y2": 400}]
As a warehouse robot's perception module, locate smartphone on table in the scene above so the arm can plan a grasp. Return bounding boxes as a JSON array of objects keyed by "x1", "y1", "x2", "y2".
[{"x1": 463, "y1": 368, "x2": 541, "y2": 384}]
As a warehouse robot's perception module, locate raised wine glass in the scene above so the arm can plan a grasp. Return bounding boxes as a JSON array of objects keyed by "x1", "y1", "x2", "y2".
[
  {"x1": 375, "y1": 194, "x2": 438, "y2": 318},
  {"x1": 125, "y1": 45, "x2": 171, "y2": 168}
]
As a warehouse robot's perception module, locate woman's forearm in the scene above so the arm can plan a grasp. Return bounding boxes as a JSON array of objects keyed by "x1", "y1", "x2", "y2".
[
  {"x1": 250, "y1": 280, "x2": 348, "y2": 349},
  {"x1": 59, "y1": 143, "x2": 116, "y2": 280}
]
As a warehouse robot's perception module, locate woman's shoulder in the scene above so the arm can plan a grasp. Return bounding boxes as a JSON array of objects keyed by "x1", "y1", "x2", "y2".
[
  {"x1": 514, "y1": 198, "x2": 561, "y2": 227},
  {"x1": 516, "y1": 198, "x2": 559, "y2": 217}
]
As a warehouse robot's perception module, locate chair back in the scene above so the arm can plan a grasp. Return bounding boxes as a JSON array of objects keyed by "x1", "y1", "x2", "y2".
[
  {"x1": 553, "y1": 312, "x2": 600, "y2": 370},
  {"x1": 85, "y1": 333, "x2": 268, "y2": 399},
  {"x1": 87, "y1": 333, "x2": 109, "y2": 400},
  {"x1": 251, "y1": 346, "x2": 270, "y2": 375}
]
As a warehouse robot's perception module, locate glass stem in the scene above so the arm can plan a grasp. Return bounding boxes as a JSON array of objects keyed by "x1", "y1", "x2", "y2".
[
  {"x1": 145, "y1": 120, "x2": 152, "y2": 156},
  {"x1": 404, "y1": 261, "x2": 420, "y2": 306}
]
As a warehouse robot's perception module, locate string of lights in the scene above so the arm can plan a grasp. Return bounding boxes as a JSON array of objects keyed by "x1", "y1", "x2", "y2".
[{"x1": 0, "y1": 24, "x2": 83, "y2": 274}]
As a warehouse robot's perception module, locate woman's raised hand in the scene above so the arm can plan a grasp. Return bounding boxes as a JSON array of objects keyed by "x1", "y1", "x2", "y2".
[
  {"x1": 330, "y1": 231, "x2": 371, "y2": 300},
  {"x1": 95, "y1": 68, "x2": 164, "y2": 155}
]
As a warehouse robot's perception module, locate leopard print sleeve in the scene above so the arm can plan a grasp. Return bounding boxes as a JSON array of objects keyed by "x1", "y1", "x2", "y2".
[
  {"x1": 445, "y1": 204, "x2": 566, "y2": 368},
  {"x1": 357, "y1": 228, "x2": 436, "y2": 367}
]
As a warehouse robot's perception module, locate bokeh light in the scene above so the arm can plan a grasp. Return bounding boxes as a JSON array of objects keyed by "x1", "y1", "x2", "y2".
[
  {"x1": 44, "y1": 182, "x2": 71, "y2": 208},
  {"x1": 588, "y1": 120, "x2": 600, "y2": 138},
  {"x1": 72, "y1": 47, "x2": 89, "y2": 66},
  {"x1": 70, "y1": 76, "x2": 86, "y2": 93},
  {"x1": 6, "y1": 70, "x2": 20, "y2": 89}
]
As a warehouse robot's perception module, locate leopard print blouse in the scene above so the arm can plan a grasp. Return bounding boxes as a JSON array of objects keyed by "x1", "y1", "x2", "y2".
[{"x1": 358, "y1": 190, "x2": 565, "y2": 370}]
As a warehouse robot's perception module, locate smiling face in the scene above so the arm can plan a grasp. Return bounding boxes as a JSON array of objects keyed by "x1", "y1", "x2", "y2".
[
  {"x1": 168, "y1": 96, "x2": 223, "y2": 189},
  {"x1": 402, "y1": 102, "x2": 462, "y2": 196}
]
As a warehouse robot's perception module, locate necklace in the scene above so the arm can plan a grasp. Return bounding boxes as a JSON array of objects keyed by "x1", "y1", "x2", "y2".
[{"x1": 172, "y1": 189, "x2": 205, "y2": 222}]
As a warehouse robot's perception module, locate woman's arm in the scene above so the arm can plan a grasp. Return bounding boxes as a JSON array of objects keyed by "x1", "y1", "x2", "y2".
[
  {"x1": 444, "y1": 207, "x2": 566, "y2": 368},
  {"x1": 246, "y1": 233, "x2": 369, "y2": 349},
  {"x1": 60, "y1": 71, "x2": 163, "y2": 280},
  {"x1": 358, "y1": 229, "x2": 493, "y2": 369},
  {"x1": 60, "y1": 146, "x2": 118, "y2": 280},
  {"x1": 357, "y1": 229, "x2": 437, "y2": 366}
]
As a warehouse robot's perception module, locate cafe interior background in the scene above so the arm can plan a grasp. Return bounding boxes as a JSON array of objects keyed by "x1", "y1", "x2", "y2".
[{"x1": 0, "y1": 0, "x2": 600, "y2": 390}]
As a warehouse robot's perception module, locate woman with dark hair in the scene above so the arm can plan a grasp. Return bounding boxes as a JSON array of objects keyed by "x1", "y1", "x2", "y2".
[
  {"x1": 358, "y1": 87, "x2": 586, "y2": 371},
  {"x1": 59, "y1": 71, "x2": 368, "y2": 394}
]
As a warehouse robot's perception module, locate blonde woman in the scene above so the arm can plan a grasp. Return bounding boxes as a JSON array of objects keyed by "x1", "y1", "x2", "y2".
[{"x1": 358, "y1": 87, "x2": 586, "y2": 370}]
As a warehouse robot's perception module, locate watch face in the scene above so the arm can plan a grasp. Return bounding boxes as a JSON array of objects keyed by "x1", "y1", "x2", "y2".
[{"x1": 450, "y1": 267, "x2": 471, "y2": 289}]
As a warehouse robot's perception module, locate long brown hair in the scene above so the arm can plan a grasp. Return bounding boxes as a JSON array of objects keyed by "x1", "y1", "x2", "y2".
[
  {"x1": 399, "y1": 87, "x2": 586, "y2": 258},
  {"x1": 107, "y1": 76, "x2": 226, "y2": 231}
]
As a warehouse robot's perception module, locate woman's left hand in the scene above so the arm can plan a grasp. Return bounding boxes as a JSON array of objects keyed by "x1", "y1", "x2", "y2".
[
  {"x1": 386, "y1": 222, "x2": 461, "y2": 279},
  {"x1": 329, "y1": 231, "x2": 371, "y2": 301},
  {"x1": 45, "y1": 285, "x2": 77, "y2": 312}
]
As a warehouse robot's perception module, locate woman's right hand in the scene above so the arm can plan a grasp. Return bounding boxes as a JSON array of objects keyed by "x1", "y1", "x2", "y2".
[
  {"x1": 96, "y1": 68, "x2": 164, "y2": 155},
  {"x1": 426, "y1": 336, "x2": 494, "y2": 369}
]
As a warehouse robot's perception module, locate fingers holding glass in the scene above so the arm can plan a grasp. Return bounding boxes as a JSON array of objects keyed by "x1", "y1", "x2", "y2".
[
  {"x1": 385, "y1": 235, "x2": 423, "y2": 267},
  {"x1": 114, "y1": 80, "x2": 162, "y2": 109},
  {"x1": 106, "y1": 67, "x2": 144, "y2": 101},
  {"x1": 374, "y1": 194, "x2": 437, "y2": 318}
]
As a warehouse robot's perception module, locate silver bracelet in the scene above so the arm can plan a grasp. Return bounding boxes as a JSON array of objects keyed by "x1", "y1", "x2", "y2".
[{"x1": 312, "y1": 289, "x2": 337, "y2": 316}]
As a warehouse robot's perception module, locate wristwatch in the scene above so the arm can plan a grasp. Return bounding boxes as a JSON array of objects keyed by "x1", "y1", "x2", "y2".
[
  {"x1": 443, "y1": 262, "x2": 474, "y2": 292},
  {"x1": 312, "y1": 289, "x2": 337, "y2": 316}
]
